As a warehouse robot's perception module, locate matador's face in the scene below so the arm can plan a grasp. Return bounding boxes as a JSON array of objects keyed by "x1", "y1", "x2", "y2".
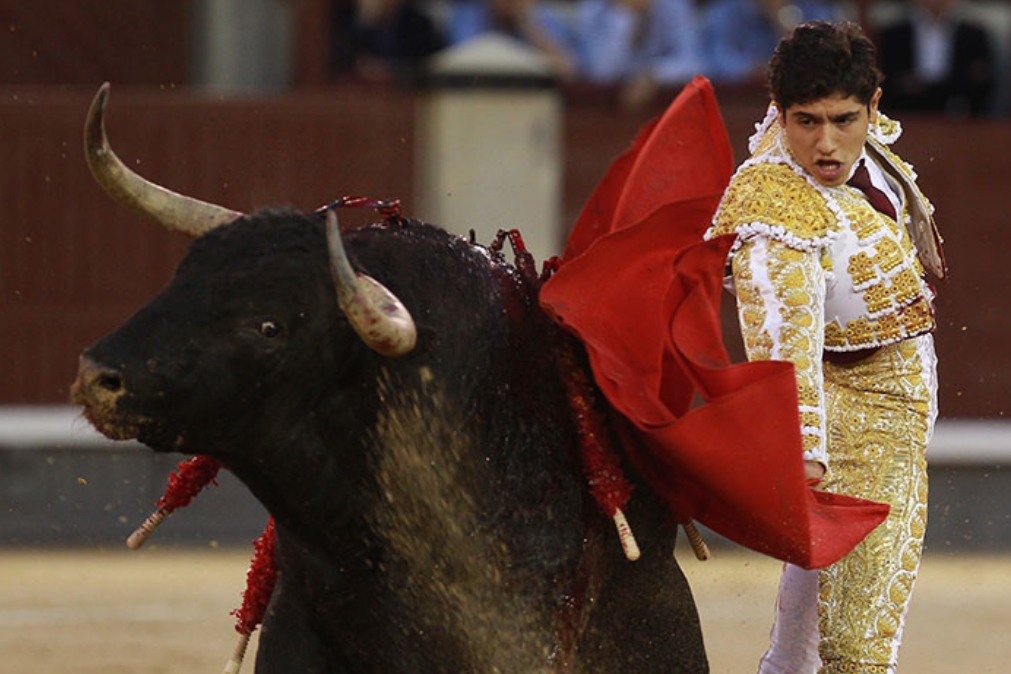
[{"x1": 778, "y1": 88, "x2": 882, "y2": 187}]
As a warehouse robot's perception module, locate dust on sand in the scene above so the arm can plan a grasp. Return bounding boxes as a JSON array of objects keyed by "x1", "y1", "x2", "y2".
[{"x1": 0, "y1": 545, "x2": 1007, "y2": 673}]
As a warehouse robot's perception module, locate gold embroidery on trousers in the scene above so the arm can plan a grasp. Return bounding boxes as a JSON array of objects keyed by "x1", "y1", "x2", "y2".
[{"x1": 816, "y1": 338, "x2": 933, "y2": 673}]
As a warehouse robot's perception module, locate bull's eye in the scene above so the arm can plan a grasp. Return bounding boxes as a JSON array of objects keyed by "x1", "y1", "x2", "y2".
[{"x1": 259, "y1": 320, "x2": 282, "y2": 338}]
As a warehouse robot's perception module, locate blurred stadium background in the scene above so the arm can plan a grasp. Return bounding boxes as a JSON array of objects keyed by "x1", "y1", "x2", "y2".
[{"x1": 1, "y1": 1, "x2": 1009, "y2": 672}]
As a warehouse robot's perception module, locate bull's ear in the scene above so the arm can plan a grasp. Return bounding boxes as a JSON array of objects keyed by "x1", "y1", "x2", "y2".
[
  {"x1": 325, "y1": 210, "x2": 417, "y2": 357},
  {"x1": 84, "y1": 82, "x2": 244, "y2": 236}
]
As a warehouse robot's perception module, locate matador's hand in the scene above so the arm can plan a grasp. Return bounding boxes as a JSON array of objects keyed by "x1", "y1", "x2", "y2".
[{"x1": 805, "y1": 460, "x2": 826, "y2": 490}]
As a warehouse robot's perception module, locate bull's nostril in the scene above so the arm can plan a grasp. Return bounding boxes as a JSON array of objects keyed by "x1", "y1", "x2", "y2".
[
  {"x1": 76, "y1": 356, "x2": 127, "y2": 400},
  {"x1": 98, "y1": 372, "x2": 123, "y2": 393}
]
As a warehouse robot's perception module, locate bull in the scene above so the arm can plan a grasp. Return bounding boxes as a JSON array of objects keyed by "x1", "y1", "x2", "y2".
[{"x1": 71, "y1": 84, "x2": 709, "y2": 673}]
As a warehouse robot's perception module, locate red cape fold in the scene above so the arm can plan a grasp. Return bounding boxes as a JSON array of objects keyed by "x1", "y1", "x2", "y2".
[{"x1": 540, "y1": 76, "x2": 889, "y2": 569}]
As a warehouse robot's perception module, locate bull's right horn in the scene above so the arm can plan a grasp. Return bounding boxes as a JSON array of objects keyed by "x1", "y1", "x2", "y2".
[
  {"x1": 85, "y1": 82, "x2": 243, "y2": 237},
  {"x1": 325, "y1": 210, "x2": 417, "y2": 357}
]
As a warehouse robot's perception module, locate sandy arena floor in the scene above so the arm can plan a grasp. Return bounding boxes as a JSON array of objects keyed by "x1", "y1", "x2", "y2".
[{"x1": 0, "y1": 544, "x2": 1008, "y2": 673}]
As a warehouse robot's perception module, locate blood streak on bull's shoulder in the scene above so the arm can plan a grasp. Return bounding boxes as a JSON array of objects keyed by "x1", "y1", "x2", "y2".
[{"x1": 490, "y1": 228, "x2": 641, "y2": 561}]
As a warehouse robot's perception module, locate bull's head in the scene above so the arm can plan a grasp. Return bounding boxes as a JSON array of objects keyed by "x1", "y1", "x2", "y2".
[
  {"x1": 83, "y1": 83, "x2": 416, "y2": 356},
  {"x1": 73, "y1": 83, "x2": 417, "y2": 446}
]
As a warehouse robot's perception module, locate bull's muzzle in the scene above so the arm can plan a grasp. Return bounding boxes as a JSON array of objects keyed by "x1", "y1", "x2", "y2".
[
  {"x1": 72, "y1": 356, "x2": 123, "y2": 400},
  {"x1": 71, "y1": 356, "x2": 138, "y2": 441}
]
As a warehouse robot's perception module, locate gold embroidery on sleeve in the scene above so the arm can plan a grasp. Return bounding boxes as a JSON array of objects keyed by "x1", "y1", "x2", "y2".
[{"x1": 732, "y1": 239, "x2": 826, "y2": 459}]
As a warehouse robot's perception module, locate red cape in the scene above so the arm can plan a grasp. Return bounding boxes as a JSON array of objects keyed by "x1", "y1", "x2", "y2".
[{"x1": 540, "y1": 76, "x2": 889, "y2": 569}]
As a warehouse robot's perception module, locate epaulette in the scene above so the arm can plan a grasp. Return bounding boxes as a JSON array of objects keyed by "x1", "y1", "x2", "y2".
[{"x1": 708, "y1": 162, "x2": 838, "y2": 252}]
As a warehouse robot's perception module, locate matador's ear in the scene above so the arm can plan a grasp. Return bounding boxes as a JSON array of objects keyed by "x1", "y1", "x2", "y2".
[{"x1": 868, "y1": 87, "x2": 883, "y2": 124}]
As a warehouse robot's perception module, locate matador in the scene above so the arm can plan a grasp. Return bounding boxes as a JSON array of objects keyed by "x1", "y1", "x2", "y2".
[{"x1": 707, "y1": 20, "x2": 946, "y2": 674}]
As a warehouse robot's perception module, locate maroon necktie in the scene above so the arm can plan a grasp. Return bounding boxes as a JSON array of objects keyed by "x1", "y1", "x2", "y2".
[{"x1": 847, "y1": 162, "x2": 897, "y2": 221}]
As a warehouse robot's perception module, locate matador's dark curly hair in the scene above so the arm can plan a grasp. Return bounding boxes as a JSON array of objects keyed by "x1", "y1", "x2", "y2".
[{"x1": 768, "y1": 20, "x2": 883, "y2": 110}]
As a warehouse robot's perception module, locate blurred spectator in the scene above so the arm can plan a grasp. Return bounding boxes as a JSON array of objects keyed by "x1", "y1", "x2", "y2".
[
  {"x1": 878, "y1": 0, "x2": 995, "y2": 116},
  {"x1": 700, "y1": 0, "x2": 838, "y2": 84},
  {"x1": 573, "y1": 0, "x2": 702, "y2": 108},
  {"x1": 330, "y1": 0, "x2": 446, "y2": 79},
  {"x1": 446, "y1": 0, "x2": 578, "y2": 79}
]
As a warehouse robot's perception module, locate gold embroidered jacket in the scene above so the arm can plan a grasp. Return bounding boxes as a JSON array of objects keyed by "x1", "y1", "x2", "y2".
[{"x1": 706, "y1": 109, "x2": 942, "y2": 464}]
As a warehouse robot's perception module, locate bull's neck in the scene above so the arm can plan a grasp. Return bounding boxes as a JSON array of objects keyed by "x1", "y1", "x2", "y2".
[{"x1": 218, "y1": 391, "x2": 378, "y2": 557}]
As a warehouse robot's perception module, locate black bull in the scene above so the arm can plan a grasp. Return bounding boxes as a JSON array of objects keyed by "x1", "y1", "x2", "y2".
[{"x1": 71, "y1": 86, "x2": 709, "y2": 673}]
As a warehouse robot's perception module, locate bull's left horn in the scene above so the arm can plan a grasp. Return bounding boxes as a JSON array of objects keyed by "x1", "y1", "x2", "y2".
[
  {"x1": 325, "y1": 210, "x2": 417, "y2": 357},
  {"x1": 85, "y1": 82, "x2": 244, "y2": 237}
]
